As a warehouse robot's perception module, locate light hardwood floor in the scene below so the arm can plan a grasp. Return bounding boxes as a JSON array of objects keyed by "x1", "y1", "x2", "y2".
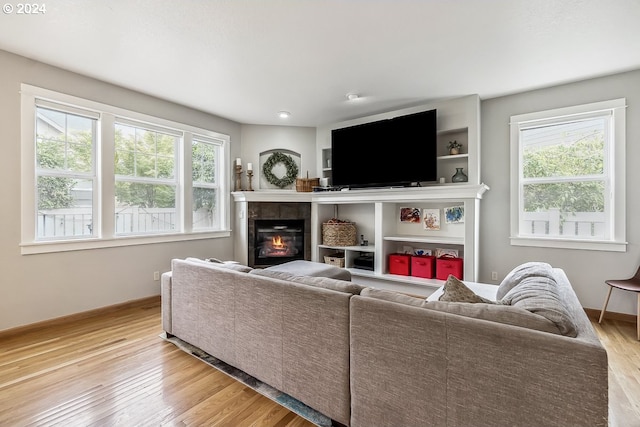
[{"x1": 1, "y1": 298, "x2": 638, "y2": 426}]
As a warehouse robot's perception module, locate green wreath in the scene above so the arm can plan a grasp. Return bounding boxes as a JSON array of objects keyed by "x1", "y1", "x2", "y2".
[{"x1": 262, "y1": 152, "x2": 299, "y2": 188}]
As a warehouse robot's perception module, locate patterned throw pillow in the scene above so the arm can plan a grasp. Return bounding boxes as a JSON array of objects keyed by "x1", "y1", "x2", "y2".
[{"x1": 439, "y1": 275, "x2": 495, "y2": 304}]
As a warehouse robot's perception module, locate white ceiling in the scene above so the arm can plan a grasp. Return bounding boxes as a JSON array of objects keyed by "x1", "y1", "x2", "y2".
[{"x1": 1, "y1": 0, "x2": 639, "y2": 127}]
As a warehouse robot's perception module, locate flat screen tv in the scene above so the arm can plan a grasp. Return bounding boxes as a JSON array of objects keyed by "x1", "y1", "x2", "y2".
[{"x1": 331, "y1": 109, "x2": 437, "y2": 189}]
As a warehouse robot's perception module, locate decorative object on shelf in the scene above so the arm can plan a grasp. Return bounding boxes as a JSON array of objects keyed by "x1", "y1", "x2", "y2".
[
  {"x1": 324, "y1": 252, "x2": 346, "y2": 268},
  {"x1": 399, "y1": 207, "x2": 421, "y2": 223},
  {"x1": 262, "y1": 151, "x2": 299, "y2": 189},
  {"x1": 246, "y1": 167, "x2": 254, "y2": 192},
  {"x1": 414, "y1": 248, "x2": 432, "y2": 256},
  {"x1": 435, "y1": 248, "x2": 459, "y2": 258},
  {"x1": 423, "y1": 208, "x2": 440, "y2": 230},
  {"x1": 444, "y1": 205, "x2": 465, "y2": 224},
  {"x1": 322, "y1": 218, "x2": 357, "y2": 246},
  {"x1": 451, "y1": 167, "x2": 468, "y2": 183},
  {"x1": 447, "y1": 140, "x2": 463, "y2": 155},
  {"x1": 295, "y1": 171, "x2": 320, "y2": 192},
  {"x1": 234, "y1": 158, "x2": 243, "y2": 192}
]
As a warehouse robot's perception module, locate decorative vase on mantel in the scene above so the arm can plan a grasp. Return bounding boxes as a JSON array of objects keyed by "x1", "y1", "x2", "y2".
[{"x1": 451, "y1": 168, "x2": 468, "y2": 183}]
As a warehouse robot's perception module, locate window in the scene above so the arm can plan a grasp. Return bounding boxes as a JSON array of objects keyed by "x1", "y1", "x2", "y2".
[
  {"x1": 21, "y1": 84, "x2": 231, "y2": 254},
  {"x1": 191, "y1": 137, "x2": 222, "y2": 231},
  {"x1": 510, "y1": 99, "x2": 626, "y2": 251},
  {"x1": 114, "y1": 121, "x2": 179, "y2": 235},
  {"x1": 35, "y1": 104, "x2": 97, "y2": 240}
]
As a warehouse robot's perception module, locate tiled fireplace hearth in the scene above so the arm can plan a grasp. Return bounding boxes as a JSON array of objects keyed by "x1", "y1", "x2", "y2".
[{"x1": 245, "y1": 201, "x2": 311, "y2": 268}]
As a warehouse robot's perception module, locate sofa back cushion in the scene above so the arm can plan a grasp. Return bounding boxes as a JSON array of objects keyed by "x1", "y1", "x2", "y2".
[
  {"x1": 250, "y1": 269, "x2": 365, "y2": 295},
  {"x1": 361, "y1": 288, "x2": 562, "y2": 334},
  {"x1": 185, "y1": 257, "x2": 253, "y2": 273}
]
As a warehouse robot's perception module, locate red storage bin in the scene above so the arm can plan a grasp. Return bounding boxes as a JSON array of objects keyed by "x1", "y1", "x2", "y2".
[
  {"x1": 436, "y1": 255, "x2": 464, "y2": 280},
  {"x1": 411, "y1": 255, "x2": 436, "y2": 279},
  {"x1": 389, "y1": 254, "x2": 411, "y2": 276}
]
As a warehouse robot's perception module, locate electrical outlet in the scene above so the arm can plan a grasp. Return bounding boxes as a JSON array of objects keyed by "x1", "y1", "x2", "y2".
[
  {"x1": 153, "y1": 271, "x2": 160, "y2": 281},
  {"x1": 491, "y1": 271, "x2": 498, "y2": 281}
]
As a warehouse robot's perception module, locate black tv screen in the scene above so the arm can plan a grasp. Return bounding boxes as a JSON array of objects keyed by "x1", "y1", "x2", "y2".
[{"x1": 331, "y1": 109, "x2": 437, "y2": 188}]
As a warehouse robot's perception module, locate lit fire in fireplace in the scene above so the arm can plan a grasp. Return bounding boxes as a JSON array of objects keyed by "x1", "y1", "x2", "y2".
[
  {"x1": 272, "y1": 235, "x2": 286, "y2": 250},
  {"x1": 262, "y1": 234, "x2": 297, "y2": 257}
]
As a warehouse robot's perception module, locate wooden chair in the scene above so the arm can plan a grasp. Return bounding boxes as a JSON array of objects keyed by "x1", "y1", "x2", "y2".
[{"x1": 599, "y1": 265, "x2": 640, "y2": 340}]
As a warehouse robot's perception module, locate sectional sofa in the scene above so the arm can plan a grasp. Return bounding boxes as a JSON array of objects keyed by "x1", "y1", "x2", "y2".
[{"x1": 161, "y1": 258, "x2": 608, "y2": 427}]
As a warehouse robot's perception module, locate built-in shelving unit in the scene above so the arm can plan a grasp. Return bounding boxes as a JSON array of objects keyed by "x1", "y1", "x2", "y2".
[
  {"x1": 310, "y1": 184, "x2": 489, "y2": 296},
  {"x1": 312, "y1": 95, "x2": 484, "y2": 296}
]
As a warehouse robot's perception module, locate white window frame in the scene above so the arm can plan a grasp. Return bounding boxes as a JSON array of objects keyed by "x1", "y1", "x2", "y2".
[
  {"x1": 113, "y1": 118, "x2": 182, "y2": 236},
  {"x1": 20, "y1": 84, "x2": 231, "y2": 255},
  {"x1": 190, "y1": 135, "x2": 224, "y2": 232},
  {"x1": 510, "y1": 98, "x2": 627, "y2": 252},
  {"x1": 34, "y1": 102, "x2": 99, "y2": 241}
]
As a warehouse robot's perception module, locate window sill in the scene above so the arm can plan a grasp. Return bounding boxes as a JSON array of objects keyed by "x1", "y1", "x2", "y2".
[
  {"x1": 20, "y1": 230, "x2": 232, "y2": 255},
  {"x1": 510, "y1": 236, "x2": 627, "y2": 252}
]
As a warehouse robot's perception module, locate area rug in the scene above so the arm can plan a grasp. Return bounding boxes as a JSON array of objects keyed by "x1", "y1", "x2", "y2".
[{"x1": 160, "y1": 333, "x2": 333, "y2": 427}]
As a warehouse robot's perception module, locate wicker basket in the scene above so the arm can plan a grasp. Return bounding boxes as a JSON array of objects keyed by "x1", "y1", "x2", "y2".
[
  {"x1": 324, "y1": 253, "x2": 345, "y2": 268},
  {"x1": 322, "y1": 222, "x2": 357, "y2": 246},
  {"x1": 296, "y1": 177, "x2": 320, "y2": 192}
]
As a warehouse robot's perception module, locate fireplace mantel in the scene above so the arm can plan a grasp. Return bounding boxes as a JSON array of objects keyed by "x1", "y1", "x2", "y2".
[{"x1": 232, "y1": 191, "x2": 313, "y2": 203}]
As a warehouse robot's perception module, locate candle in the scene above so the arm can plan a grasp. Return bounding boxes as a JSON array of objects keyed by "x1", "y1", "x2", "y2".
[
  {"x1": 235, "y1": 158, "x2": 241, "y2": 166},
  {"x1": 247, "y1": 162, "x2": 253, "y2": 171}
]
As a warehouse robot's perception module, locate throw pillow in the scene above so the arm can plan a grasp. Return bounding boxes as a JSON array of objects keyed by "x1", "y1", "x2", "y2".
[
  {"x1": 501, "y1": 276, "x2": 577, "y2": 337},
  {"x1": 439, "y1": 275, "x2": 495, "y2": 304},
  {"x1": 496, "y1": 262, "x2": 555, "y2": 300}
]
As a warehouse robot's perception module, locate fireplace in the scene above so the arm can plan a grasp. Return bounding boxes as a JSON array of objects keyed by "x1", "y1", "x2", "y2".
[{"x1": 254, "y1": 219, "x2": 305, "y2": 267}]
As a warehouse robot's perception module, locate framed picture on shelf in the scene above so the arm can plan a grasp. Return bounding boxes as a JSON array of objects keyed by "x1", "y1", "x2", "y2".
[
  {"x1": 422, "y1": 208, "x2": 440, "y2": 230},
  {"x1": 444, "y1": 205, "x2": 465, "y2": 224},
  {"x1": 399, "y1": 207, "x2": 421, "y2": 223},
  {"x1": 435, "y1": 248, "x2": 459, "y2": 258},
  {"x1": 414, "y1": 248, "x2": 432, "y2": 256}
]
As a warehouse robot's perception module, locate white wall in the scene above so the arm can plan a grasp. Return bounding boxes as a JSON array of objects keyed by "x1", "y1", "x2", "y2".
[
  {"x1": 0, "y1": 49, "x2": 242, "y2": 331},
  {"x1": 480, "y1": 69, "x2": 640, "y2": 315}
]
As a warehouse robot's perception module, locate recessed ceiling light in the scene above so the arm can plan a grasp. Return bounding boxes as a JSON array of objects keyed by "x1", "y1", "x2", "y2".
[
  {"x1": 278, "y1": 111, "x2": 291, "y2": 119},
  {"x1": 346, "y1": 93, "x2": 360, "y2": 101}
]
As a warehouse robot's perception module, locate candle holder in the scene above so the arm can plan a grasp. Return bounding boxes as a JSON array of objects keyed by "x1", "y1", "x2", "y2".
[
  {"x1": 234, "y1": 164, "x2": 243, "y2": 192},
  {"x1": 246, "y1": 170, "x2": 254, "y2": 191}
]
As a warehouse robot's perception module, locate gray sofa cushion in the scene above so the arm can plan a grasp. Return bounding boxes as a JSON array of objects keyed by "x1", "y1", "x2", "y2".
[
  {"x1": 185, "y1": 257, "x2": 254, "y2": 273},
  {"x1": 497, "y1": 261, "x2": 555, "y2": 300},
  {"x1": 501, "y1": 275, "x2": 578, "y2": 337},
  {"x1": 250, "y1": 269, "x2": 365, "y2": 295},
  {"x1": 264, "y1": 260, "x2": 351, "y2": 281},
  {"x1": 361, "y1": 288, "x2": 562, "y2": 334},
  {"x1": 439, "y1": 275, "x2": 495, "y2": 303}
]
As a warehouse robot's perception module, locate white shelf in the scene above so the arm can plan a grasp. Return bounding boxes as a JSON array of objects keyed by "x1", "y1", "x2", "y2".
[
  {"x1": 384, "y1": 235, "x2": 464, "y2": 245},
  {"x1": 319, "y1": 244, "x2": 375, "y2": 252},
  {"x1": 437, "y1": 127, "x2": 468, "y2": 136},
  {"x1": 437, "y1": 153, "x2": 469, "y2": 161}
]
